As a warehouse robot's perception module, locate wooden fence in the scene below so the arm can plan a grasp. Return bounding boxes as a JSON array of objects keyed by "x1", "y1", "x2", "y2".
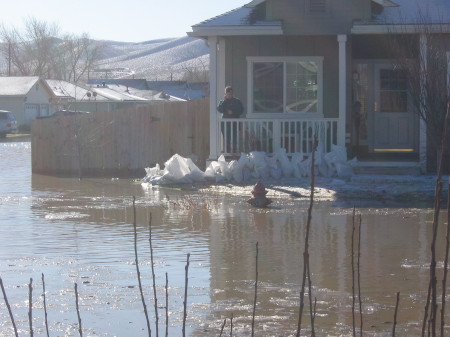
[{"x1": 31, "y1": 99, "x2": 210, "y2": 177}]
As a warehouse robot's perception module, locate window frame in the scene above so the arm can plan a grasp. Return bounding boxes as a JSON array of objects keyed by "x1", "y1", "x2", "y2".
[{"x1": 246, "y1": 56, "x2": 324, "y2": 118}]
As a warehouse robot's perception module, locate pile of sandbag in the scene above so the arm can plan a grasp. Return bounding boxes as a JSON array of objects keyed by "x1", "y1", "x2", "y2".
[{"x1": 142, "y1": 146, "x2": 357, "y2": 185}]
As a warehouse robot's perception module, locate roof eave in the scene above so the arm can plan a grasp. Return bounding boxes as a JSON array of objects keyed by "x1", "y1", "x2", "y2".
[
  {"x1": 188, "y1": 25, "x2": 283, "y2": 38},
  {"x1": 244, "y1": 0, "x2": 266, "y2": 7},
  {"x1": 352, "y1": 23, "x2": 450, "y2": 34}
]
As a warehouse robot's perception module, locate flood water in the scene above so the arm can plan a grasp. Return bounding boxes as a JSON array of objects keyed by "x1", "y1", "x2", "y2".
[{"x1": 0, "y1": 139, "x2": 448, "y2": 336}]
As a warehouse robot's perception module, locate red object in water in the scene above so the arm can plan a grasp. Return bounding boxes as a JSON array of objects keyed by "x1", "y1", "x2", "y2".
[{"x1": 247, "y1": 182, "x2": 272, "y2": 208}]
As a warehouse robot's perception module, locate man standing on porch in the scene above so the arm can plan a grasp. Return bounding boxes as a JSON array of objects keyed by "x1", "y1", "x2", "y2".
[{"x1": 217, "y1": 86, "x2": 244, "y2": 153}]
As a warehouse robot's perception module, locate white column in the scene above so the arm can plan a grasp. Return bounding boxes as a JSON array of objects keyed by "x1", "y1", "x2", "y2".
[
  {"x1": 337, "y1": 34, "x2": 347, "y2": 147},
  {"x1": 208, "y1": 36, "x2": 219, "y2": 161},
  {"x1": 419, "y1": 34, "x2": 427, "y2": 173},
  {"x1": 217, "y1": 38, "x2": 226, "y2": 104}
]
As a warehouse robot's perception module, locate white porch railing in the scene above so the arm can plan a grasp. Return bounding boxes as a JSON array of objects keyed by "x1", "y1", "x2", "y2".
[{"x1": 218, "y1": 118, "x2": 339, "y2": 157}]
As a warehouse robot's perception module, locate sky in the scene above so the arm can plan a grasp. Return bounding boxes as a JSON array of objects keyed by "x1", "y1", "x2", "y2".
[{"x1": 0, "y1": 0, "x2": 248, "y2": 42}]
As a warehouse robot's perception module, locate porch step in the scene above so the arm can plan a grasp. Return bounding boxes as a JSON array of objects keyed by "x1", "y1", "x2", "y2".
[{"x1": 353, "y1": 162, "x2": 421, "y2": 176}]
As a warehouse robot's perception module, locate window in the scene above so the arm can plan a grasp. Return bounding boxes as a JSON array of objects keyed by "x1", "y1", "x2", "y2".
[
  {"x1": 379, "y1": 69, "x2": 408, "y2": 112},
  {"x1": 248, "y1": 57, "x2": 323, "y2": 115}
]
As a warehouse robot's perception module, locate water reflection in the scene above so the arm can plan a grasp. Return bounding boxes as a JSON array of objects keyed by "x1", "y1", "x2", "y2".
[{"x1": 0, "y1": 141, "x2": 448, "y2": 336}]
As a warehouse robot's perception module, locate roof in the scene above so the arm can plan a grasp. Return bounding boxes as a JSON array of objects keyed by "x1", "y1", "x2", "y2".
[
  {"x1": 90, "y1": 86, "x2": 148, "y2": 101},
  {"x1": 88, "y1": 82, "x2": 185, "y2": 101},
  {"x1": 353, "y1": 0, "x2": 450, "y2": 33},
  {"x1": 375, "y1": 0, "x2": 450, "y2": 24},
  {"x1": 0, "y1": 76, "x2": 41, "y2": 96},
  {"x1": 189, "y1": 0, "x2": 450, "y2": 37},
  {"x1": 188, "y1": 1, "x2": 283, "y2": 37},
  {"x1": 47, "y1": 79, "x2": 110, "y2": 101},
  {"x1": 87, "y1": 79, "x2": 149, "y2": 90},
  {"x1": 146, "y1": 81, "x2": 207, "y2": 100},
  {"x1": 47, "y1": 79, "x2": 149, "y2": 102},
  {"x1": 86, "y1": 79, "x2": 203, "y2": 101}
]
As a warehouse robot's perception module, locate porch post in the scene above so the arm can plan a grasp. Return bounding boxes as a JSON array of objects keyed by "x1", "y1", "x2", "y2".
[
  {"x1": 419, "y1": 34, "x2": 427, "y2": 173},
  {"x1": 217, "y1": 38, "x2": 226, "y2": 105},
  {"x1": 208, "y1": 36, "x2": 219, "y2": 161},
  {"x1": 337, "y1": 34, "x2": 347, "y2": 148}
]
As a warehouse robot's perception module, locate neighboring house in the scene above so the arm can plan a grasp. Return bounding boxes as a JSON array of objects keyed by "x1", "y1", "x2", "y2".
[
  {"x1": 0, "y1": 77, "x2": 53, "y2": 129},
  {"x1": 88, "y1": 79, "x2": 149, "y2": 90},
  {"x1": 90, "y1": 81, "x2": 186, "y2": 103},
  {"x1": 189, "y1": 0, "x2": 450, "y2": 173},
  {"x1": 88, "y1": 78, "x2": 206, "y2": 101},
  {"x1": 146, "y1": 81, "x2": 208, "y2": 100},
  {"x1": 46, "y1": 80, "x2": 154, "y2": 113}
]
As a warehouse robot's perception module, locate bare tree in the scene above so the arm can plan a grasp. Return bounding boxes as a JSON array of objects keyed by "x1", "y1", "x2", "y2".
[
  {"x1": 22, "y1": 17, "x2": 59, "y2": 77},
  {"x1": 180, "y1": 55, "x2": 209, "y2": 83},
  {"x1": 0, "y1": 17, "x2": 103, "y2": 82},
  {"x1": 60, "y1": 33, "x2": 104, "y2": 83},
  {"x1": 387, "y1": 9, "x2": 450, "y2": 169},
  {"x1": 0, "y1": 25, "x2": 31, "y2": 75}
]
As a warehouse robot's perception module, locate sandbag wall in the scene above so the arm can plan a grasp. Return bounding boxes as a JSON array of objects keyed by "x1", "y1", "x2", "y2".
[{"x1": 31, "y1": 99, "x2": 210, "y2": 177}]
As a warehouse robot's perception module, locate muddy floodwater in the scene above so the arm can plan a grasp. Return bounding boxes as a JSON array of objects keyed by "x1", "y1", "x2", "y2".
[{"x1": 0, "y1": 140, "x2": 448, "y2": 336}]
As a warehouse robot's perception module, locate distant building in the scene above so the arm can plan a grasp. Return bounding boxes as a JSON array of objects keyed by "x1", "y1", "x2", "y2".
[
  {"x1": 0, "y1": 76, "x2": 53, "y2": 129},
  {"x1": 146, "y1": 81, "x2": 208, "y2": 100},
  {"x1": 87, "y1": 78, "x2": 207, "y2": 101},
  {"x1": 47, "y1": 79, "x2": 182, "y2": 114}
]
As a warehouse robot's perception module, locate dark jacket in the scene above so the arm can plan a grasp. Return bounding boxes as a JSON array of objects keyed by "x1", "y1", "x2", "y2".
[{"x1": 217, "y1": 97, "x2": 244, "y2": 118}]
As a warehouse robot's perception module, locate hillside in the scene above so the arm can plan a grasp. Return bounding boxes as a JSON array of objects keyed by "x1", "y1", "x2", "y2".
[
  {"x1": 93, "y1": 36, "x2": 209, "y2": 81},
  {"x1": 0, "y1": 36, "x2": 209, "y2": 82}
]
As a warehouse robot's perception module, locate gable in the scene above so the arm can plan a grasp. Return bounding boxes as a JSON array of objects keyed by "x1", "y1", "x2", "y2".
[{"x1": 265, "y1": 0, "x2": 371, "y2": 35}]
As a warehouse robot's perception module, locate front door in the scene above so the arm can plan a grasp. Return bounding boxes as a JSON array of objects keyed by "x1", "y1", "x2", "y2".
[{"x1": 371, "y1": 64, "x2": 418, "y2": 153}]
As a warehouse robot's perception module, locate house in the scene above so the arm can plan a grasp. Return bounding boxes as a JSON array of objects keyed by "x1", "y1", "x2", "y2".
[
  {"x1": 0, "y1": 77, "x2": 54, "y2": 129},
  {"x1": 146, "y1": 81, "x2": 208, "y2": 100},
  {"x1": 88, "y1": 79, "x2": 150, "y2": 91},
  {"x1": 46, "y1": 79, "x2": 158, "y2": 113},
  {"x1": 88, "y1": 80, "x2": 187, "y2": 102},
  {"x1": 189, "y1": 0, "x2": 450, "y2": 173},
  {"x1": 88, "y1": 78, "x2": 207, "y2": 101}
]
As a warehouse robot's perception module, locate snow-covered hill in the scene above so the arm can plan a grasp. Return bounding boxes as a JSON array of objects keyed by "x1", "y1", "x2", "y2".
[
  {"x1": 0, "y1": 36, "x2": 209, "y2": 82},
  {"x1": 94, "y1": 36, "x2": 209, "y2": 81}
]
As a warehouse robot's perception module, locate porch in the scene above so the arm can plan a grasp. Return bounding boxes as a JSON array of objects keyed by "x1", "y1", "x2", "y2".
[{"x1": 215, "y1": 117, "x2": 339, "y2": 158}]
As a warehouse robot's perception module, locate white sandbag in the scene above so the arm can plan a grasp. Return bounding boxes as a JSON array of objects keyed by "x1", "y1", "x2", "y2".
[
  {"x1": 299, "y1": 156, "x2": 312, "y2": 177},
  {"x1": 324, "y1": 145, "x2": 348, "y2": 177},
  {"x1": 217, "y1": 155, "x2": 232, "y2": 181},
  {"x1": 161, "y1": 154, "x2": 205, "y2": 183},
  {"x1": 238, "y1": 153, "x2": 251, "y2": 169},
  {"x1": 266, "y1": 155, "x2": 282, "y2": 179},
  {"x1": 204, "y1": 158, "x2": 226, "y2": 182},
  {"x1": 249, "y1": 151, "x2": 269, "y2": 179},
  {"x1": 315, "y1": 147, "x2": 329, "y2": 177},
  {"x1": 145, "y1": 163, "x2": 162, "y2": 177},
  {"x1": 185, "y1": 157, "x2": 205, "y2": 182},
  {"x1": 162, "y1": 154, "x2": 192, "y2": 182},
  {"x1": 142, "y1": 163, "x2": 164, "y2": 183},
  {"x1": 204, "y1": 162, "x2": 217, "y2": 180},
  {"x1": 291, "y1": 152, "x2": 305, "y2": 178},
  {"x1": 229, "y1": 160, "x2": 244, "y2": 183},
  {"x1": 274, "y1": 148, "x2": 293, "y2": 177},
  {"x1": 242, "y1": 165, "x2": 253, "y2": 182},
  {"x1": 147, "y1": 175, "x2": 164, "y2": 184}
]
